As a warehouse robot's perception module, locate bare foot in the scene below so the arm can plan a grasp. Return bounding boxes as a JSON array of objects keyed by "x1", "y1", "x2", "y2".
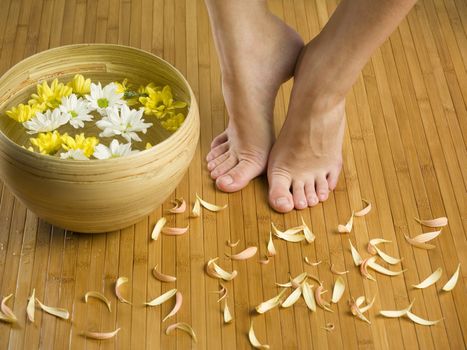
[
  {"x1": 267, "y1": 40, "x2": 346, "y2": 212},
  {"x1": 205, "y1": 3, "x2": 303, "y2": 192}
]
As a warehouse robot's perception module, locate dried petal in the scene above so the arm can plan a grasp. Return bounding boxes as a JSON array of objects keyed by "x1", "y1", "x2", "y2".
[
  {"x1": 256, "y1": 289, "x2": 287, "y2": 314},
  {"x1": 442, "y1": 264, "x2": 461, "y2": 292},
  {"x1": 267, "y1": 232, "x2": 276, "y2": 257},
  {"x1": 300, "y1": 215, "x2": 316, "y2": 243},
  {"x1": 330, "y1": 264, "x2": 349, "y2": 275},
  {"x1": 83, "y1": 328, "x2": 121, "y2": 340},
  {"x1": 276, "y1": 272, "x2": 308, "y2": 288},
  {"x1": 223, "y1": 300, "x2": 233, "y2": 324},
  {"x1": 407, "y1": 230, "x2": 442, "y2": 243},
  {"x1": 226, "y1": 246, "x2": 258, "y2": 260},
  {"x1": 323, "y1": 323, "x2": 335, "y2": 332},
  {"x1": 302, "y1": 282, "x2": 316, "y2": 311},
  {"x1": 205, "y1": 257, "x2": 238, "y2": 281},
  {"x1": 331, "y1": 276, "x2": 345, "y2": 303},
  {"x1": 192, "y1": 198, "x2": 201, "y2": 217},
  {"x1": 216, "y1": 283, "x2": 228, "y2": 303},
  {"x1": 369, "y1": 238, "x2": 392, "y2": 246},
  {"x1": 227, "y1": 239, "x2": 240, "y2": 248},
  {"x1": 273, "y1": 230, "x2": 306, "y2": 243},
  {"x1": 414, "y1": 216, "x2": 448, "y2": 228},
  {"x1": 338, "y1": 212, "x2": 354, "y2": 233},
  {"x1": 169, "y1": 198, "x2": 186, "y2": 214},
  {"x1": 115, "y1": 277, "x2": 131, "y2": 304},
  {"x1": 374, "y1": 246, "x2": 402, "y2": 265},
  {"x1": 249, "y1": 322, "x2": 270, "y2": 349},
  {"x1": 315, "y1": 285, "x2": 333, "y2": 312},
  {"x1": 349, "y1": 239, "x2": 363, "y2": 266},
  {"x1": 165, "y1": 322, "x2": 197, "y2": 343},
  {"x1": 84, "y1": 291, "x2": 111, "y2": 312},
  {"x1": 163, "y1": 291, "x2": 182, "y2": 322},
  {"x1": 404, "y1": 235, "x2": 436, "y2": 249},
  {"x1": 367, "y1": 242, "x2": 377, "y2": 255},
  {"x1": 161, "y1": 225, "x2": 189, "y2": 235},
  {"x1": 355, "y1": 199, "x2": 372, "y2": 217},
  {"x1": 271, "y1": 222, "x2": 304, "y2": 236},
  {"x1": 145, "y1": 289, "x2": 177, "y2": 306},
  {"x1": 152, "y1": 265, "x2": 177, "y2": 283},
  {"x1": 380, "y1": 300, "x2": 414, "y2": 318},
  {"x1": 36, "y1": 298, "x2": 69, "y2": 319},
  {"x1": 304, "y1": 257, "x2": 321, "y2": 266},
  {"x1": 1, "y1": 294, "x2": 17, "y2": 323},
  {"x1": 259, "y1": 257, "x2": 270, "y2": 265},
  {"x1": 349, "y1": 298, "x2": 371, "y2": 324},
  {"x1": 27, "y1": 289, "x2": 35, "y2": 322},
  {"x1": 412, "y1": 267, "x2": 442, "y2": 289},
  {"x1": 406, "y1": 311, "x2": 442, "y2": 326},
  {"x1": 281, "y1": 286, "x2": 302, "y2": 308},
  {"x1": 151, "y1": 217, "x2": 167, "y2": 240},
  {"x1": 195, "y1": 194, "x2": 227, "y2": 213},
  {"x1": 360, "y1": 257, "x2": 377, "y2": 281},
  {"x1": 367, "y1": 258, "x2": 406, "y2": 276},
  {"x1": 358, "y1": 295, "x2": 376, "y2": 313}
]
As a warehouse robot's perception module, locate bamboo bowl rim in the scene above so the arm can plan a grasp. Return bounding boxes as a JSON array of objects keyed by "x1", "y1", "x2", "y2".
[{"x1": 0, "y1": 43, "x2": 196, "y2": 166}]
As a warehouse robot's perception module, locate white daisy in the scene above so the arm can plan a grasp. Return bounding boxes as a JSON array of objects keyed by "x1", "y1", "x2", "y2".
[
  {"x1": 60, "y1": 149, "x2": 89, "y2": 160},
  {"x1": 23, "y1": 108, "x2": 70, "y2": 134},
  {"x1": 96, "y1": 104, "x2": 153, "y2": 142},
  {"x1": 86, "y1": 82, "x2": 125, "y2": 116},
  {"x1": 93, "y1": 139, "x2": 138, "y2": 159},
  {"x1": 59, "y1": 94, "x2": 93, "y2": 129}
]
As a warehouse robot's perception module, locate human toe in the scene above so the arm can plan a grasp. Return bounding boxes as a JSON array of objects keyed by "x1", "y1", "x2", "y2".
[
  {"x1": 305, "y1": 181, "x2": 319, "y2": 207},
  {"x1": 292, "y1": 180, "x2": 307, "y2": 210},
  {"x1": 210, "y1": 155, "x2": 238, "y2": 179},
  {"x1": 206, "y1": 141, "x2": 229, "y2": 162},
  {"x1": 268, "y1": 173, "x2": 294, "y2": 213},
  {"x1": 216, "y1": 159, "x2": 262, "y2": 192},
  {"x1": 315, "y1": 175, "x2": 329, "y2": 202}
]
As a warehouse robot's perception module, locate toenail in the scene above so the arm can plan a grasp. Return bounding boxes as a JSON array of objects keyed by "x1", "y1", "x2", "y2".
[
  {"x1": 207, "y1": 162, "x2": 214, "y2": 170},
  {"x1": 206, "y1": 154, "x2": 213, "y2": 161},
  {"x1": 275, "y1": 197, "x2": 290, "y2": 208},
  {"x1": 218, "y1": 175, "x2": 233, "y2": 186},
  {"x1": 298, "y1": 200, "x2": 307, "y2": 208}
]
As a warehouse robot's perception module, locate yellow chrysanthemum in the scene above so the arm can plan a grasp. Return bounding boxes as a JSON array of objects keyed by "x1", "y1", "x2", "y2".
[
  {"x1": 29, "y1": 78, "x2": 72, "y2": 111},
  {"x1": 30, "y1": 131, "x2": 65, "y2": 155},
  {"x1": 160, "y1": 113, "x2": 185, "y2": 132},
  {"x1": 139, "y1": 85, "x2": 187, "y2": 119},
  {"x1": 67, "y1": 74, "x2": 91, "y2": 95},
  {"x1": 61, "y1": 133, "x2": 99, "y2": 158},
  {"x1": 115, "y1": 79, "x2": 139, "y2": 106},
  {"x1": 5, "y1": 103, "x2": 40, "y2": 122},
  {"x1": 145, "y1": 142, "x2": 152, "y2": 150}
]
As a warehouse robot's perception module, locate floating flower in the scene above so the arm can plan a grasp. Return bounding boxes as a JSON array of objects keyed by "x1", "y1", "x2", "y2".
[
  {"x1": 67, "y1": 74, "x2": 91, "y2": 96},
  {"x1": 23, "y1": 108, "x2": 70, "y2": 134},
  {"x1": 161, "y1": 113, "x2": 185, "y2": 131},
  {"x1": 96, "y1": 104, "x2": 152, "y2": 142},
  {"x1": 61, "y1": 133, "x2": 99, "y2": 158},
  {"x1": 29, "y1": 130, "x2": 64, "y2": 155},
  {"x1": 6, "y1": 103, "x2": 40, "y2": 123},
  {"x1": 115, "y1": 79, "x2": 139, "y2": 106},
  {"x1": 86, "y1": 82, "x2": 125, "y2": 116},
  {"x1": 28, "y1": 79, "x2": 72, "y2": 111},
  {"x1": 60, "y1": 149, "x2": 89, "y2": 160},
  {"x1": 59, "y1": 94, "x2": 93, "y2": 128},
  {"x1": 93, "y1": 139, "x2": 137, "y2": 159},
  {"x1": 139, "y1": 85, "x2": 187, "y2": 119}
]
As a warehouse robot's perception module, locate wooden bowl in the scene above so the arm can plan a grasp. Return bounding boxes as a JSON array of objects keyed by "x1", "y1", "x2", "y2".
[{"x1": 0, "y1": 44, "x2": 199, "y2": 233}]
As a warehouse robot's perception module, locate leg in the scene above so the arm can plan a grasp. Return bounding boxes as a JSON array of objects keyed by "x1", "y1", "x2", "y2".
[
  {"x1": 268, "y1": 0, "x2": 417, "y2": 212},
  {"x1": 204, "y1": 0, "x2": 303, "y2": 192}
]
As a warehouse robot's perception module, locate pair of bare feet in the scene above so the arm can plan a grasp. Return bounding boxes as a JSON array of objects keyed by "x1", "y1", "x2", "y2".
[{"x1": 205, "y1": 6, "x2": 345, "y2": 213}]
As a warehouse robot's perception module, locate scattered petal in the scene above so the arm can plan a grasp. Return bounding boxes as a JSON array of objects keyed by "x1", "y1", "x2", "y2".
[
  {"x1": 367, "y1": 258, "x2": 406, "y2": 276},
  {"x1": 271, "y1": 222, "x2": 304, "y2": 236},
  {"x1": 281, "y1": 286, "x2": 302, "y2": 308},
  {"x1": 205, "y1": 257, "x2": 238, "y2": 281},
  {"x1": 349, "y1": 298, "x2": 371, "y2": 324},
  {"x1": 259, "y1": 257, "x2": 270, "y2": 265},
  {"x1": 196, "y1": 194, "x2": 227, "y2": 212},
  {"x1": 249, "y1": 322, "x2": 270, "y2": 349},
  {"x1": 406, "y1": 230, "x2": 442, "y2": 243},
  {"x1": 323, "y1": 323, "x2": 335, "y2": 332},
  {"x1": 273, "y1": 229, "x2": 306, "y2": 243},
  {"x1": 145, "y1": 289, "x2": 177, "y2": 306},
  {"x1": 367, "y1": 238, "x2": 392, "y2": 255},
  {"x1": 300, "y1": 215, "x2": 316, "y2": 243},
  {"x1": 27, "y1": 289, "x2": 35, "y2": 322},
  {"x1": 442, "y1": 264, "x2": 461, "y2": 292},
  {"x1": 165, "y1": 322, "x2": 197, "y2": 343},
  {"x1": 115, "y1": 277, "x2": 131, "y2": 304},
  {"x1": 412, "y1": 267, "x2": 442, "y2": 289},
  {"x1": 338, "y1": 212, "x2": 354, "y2": 233},
  {"x1": 36, "y1": 298, "x2": 69, "y2": 319},
  {"x1": 349, "y1": 239, "x2": 363, "y2": 266},
  {"x1": 406, "y1": 311, "x2": 442, "y2": 326},
  {"x1": 84, "y1": 291, "x2": 111, "y2": 312},
  {"x1": 304, "y1": 257, "x2": 321, "y2": 266},
  {"x1": 192, "y1": 198, "x2": 201, "y2": 217},
  {"x1": 83, "y1": 328, "x2": 121, "y2": 340},
  {"x1": 404, "y1": 235, "x2": 436, "y2": 250},
  {"x1": 374, "y1": 246, "x2": 402, "y2": 265},
  {"x1": 1, "y1": 294, "x2": 17, "y2": 323},
  {"x1": 267, "y1": 232, "x2": 276, "y2": 257},
  {"x1": 151, "y1": 217, "x2": 167, "y2": 241},
  {"x1": 331, "y1": 276, "x2": 345, "y2": 303},
  {"x1": 223, "y1": 300, "x2": 233, "y2": 324},
  {"x1": 163, "y1": 291, "x2": 182, "y2": 322},
  {"x1": 360, "y1": 257, "x2": 377, "y2": 281},
  {"x1": 355, "y1": 199, "x2": 372, "y2": 217},
  {"x1": 380, "y1": 300, "x2": 414, "y2": 318},
  {"x1": 227, "y1": 239, "x2": 240, "y2": 248},
  {"x1": 162, "y1": 225, "x2": 189, "y2": 235},
  {"x1": 276, "y1": 272, "x2": 308, "y2": 288},
  {"x1": 330, "y1": 264, "x2": 349, "y2": 275},
  {"x1": 315, "y1": 285, "x2": 333, "y2": 312},
  {"x1": 256, "y1": 289, "x2": 287, "y2": 314},
  {"x1": 169, "y1": 198, "x2": 186, "y2": 214},
  {"x1": 226, "y1": 246, "x2": 258, "y2": 260},
  {"x1": 152, "y1": 265, "x2": 177, "y2": 283},
  {"x1": 414, "y1": 217, "x2": 448, "y2": 228},
  {"x1": 302, "y1": 282, "x2": 316, "y2": 311},
  {"x1": 358, "y1": 296, "x2": 376, "y2": 313}
]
